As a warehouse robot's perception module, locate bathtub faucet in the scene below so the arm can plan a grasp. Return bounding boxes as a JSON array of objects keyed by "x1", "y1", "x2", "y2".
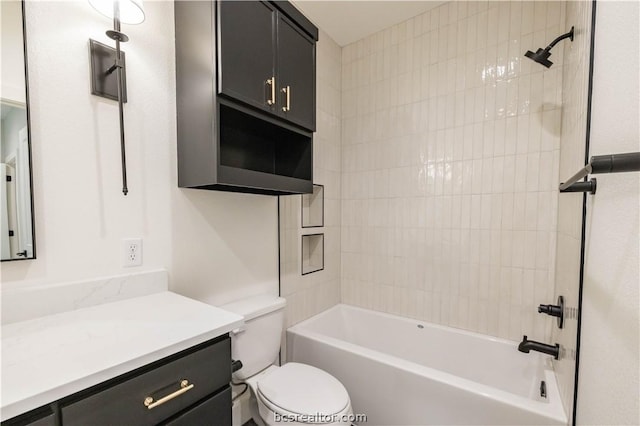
[{"x1": 518, "y1": 335, "x2": 560, "y2": 359}]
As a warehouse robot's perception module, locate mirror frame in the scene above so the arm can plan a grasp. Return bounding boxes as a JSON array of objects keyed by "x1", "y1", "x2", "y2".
[{"x1": 1, "y1": 0, "x2": 36, "y2": 262}]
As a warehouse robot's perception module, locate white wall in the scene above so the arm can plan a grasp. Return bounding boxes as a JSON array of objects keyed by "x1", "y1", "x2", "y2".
[
  {"x1": 0, "y1": 1, "x2": 278, "y2": 309},
  {"x1": 340, "y1": 1, "x2": 565, "y2": 342},
  {"x1": 577, "y1": 1, "x2": 640, "y2": 424}
]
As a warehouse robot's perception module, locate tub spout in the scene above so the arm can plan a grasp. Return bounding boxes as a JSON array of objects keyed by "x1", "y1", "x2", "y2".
[{"x1": 518, "y1": 335, "x2": 560, "y2": 359}]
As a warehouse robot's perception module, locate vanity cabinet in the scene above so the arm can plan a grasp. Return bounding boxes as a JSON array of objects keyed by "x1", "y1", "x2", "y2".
[
  {"x1": 1, "y1": 409, "x2": 55, "y2": 426},
  {"x1": 61, "y1": 336, "x2": 231, "y2": 425},
  {"x1": 2, "y1": 336, "x2": 232, "y2": 426},
  {"x1": 175, "y1": 0, "x2": 318, "y2": 195}
]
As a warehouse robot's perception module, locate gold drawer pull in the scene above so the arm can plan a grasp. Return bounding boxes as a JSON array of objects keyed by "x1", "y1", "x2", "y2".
[{"x1": 144, "y1": 380, "x2": 194, "y2": 410}]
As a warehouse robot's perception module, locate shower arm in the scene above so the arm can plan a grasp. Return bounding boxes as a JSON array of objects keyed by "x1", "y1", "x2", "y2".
[
  {"x1": 545, "y1": 29, "x2": 574, "y2": 51},
  {"x1": 559, "y1": 152, "x2": 640, "y2": 193}
]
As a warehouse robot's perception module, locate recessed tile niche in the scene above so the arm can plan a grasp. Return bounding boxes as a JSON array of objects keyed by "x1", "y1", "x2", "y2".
[
  {"x1": 301, "y1": 233, "x2": 324, "y2": 275},
  {"x1": 301, "y1": 184, "x2": 324, "y2": 228}
]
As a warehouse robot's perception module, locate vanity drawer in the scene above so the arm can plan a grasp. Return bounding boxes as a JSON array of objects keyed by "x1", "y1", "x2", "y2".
[
  {"x1": 1, "y1": 407, "x2": 55, "y2": 426},
  {"x1": 162, "y1": 387, "x2": 231, "y2": 426},
  {"x1": 61, "y1": 337, "x2": 231, "y2": 425}
]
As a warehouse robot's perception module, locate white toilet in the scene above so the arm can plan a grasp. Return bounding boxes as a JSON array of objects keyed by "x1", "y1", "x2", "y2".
[{"x1": 221, "y1": 295, "x2": 353, "y2": 426}]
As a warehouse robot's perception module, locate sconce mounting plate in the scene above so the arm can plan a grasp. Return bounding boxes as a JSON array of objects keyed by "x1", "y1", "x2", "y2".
[{"x1": 89, "y1": 39, "x2": 128, "y2": 103}]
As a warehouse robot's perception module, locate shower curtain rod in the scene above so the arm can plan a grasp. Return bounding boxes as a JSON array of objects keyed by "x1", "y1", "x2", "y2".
[{"x1": 559, "y1": 152, "x2": 640, "y2": 192}]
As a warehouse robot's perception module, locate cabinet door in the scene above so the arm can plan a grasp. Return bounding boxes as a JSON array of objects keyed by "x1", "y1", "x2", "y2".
[
  {"x1": 218, "y1": 0, "x2": 276, "y2": 113},
  {"x1": 276, "y1": 14, "x2": 316, "y2": 131}
]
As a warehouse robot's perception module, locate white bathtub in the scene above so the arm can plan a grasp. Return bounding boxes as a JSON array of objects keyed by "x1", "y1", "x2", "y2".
[{"x1": 287, "y1": 304, "x2": 567, "y2": 426}]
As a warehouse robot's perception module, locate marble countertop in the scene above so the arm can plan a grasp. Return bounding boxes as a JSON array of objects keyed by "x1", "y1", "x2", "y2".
[{"x1": 1, "y1": 291, "x2": 244, "y2": 421}]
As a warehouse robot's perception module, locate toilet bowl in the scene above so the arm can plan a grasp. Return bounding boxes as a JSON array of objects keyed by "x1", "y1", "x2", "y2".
[
  {"x1": 221, "y1": 295, "x2": 353, "y2": 426},
  {"x1": 247, "y1": 364, "x2": 352, "y2": 426}
]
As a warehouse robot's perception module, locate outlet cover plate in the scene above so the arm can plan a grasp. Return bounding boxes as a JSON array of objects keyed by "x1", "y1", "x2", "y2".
[{"x1": 122, "y1": 238, "x2": 142, "y2": 267}]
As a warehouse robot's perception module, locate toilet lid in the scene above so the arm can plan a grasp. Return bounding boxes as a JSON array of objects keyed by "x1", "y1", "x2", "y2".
[{"x1": 257, "y1": 363, "x2": 349, "y2": 416}]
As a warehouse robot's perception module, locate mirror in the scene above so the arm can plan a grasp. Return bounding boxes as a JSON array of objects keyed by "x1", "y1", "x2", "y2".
[{"x1": 1, "y1": 0, "x2": 35, "y2": 261}]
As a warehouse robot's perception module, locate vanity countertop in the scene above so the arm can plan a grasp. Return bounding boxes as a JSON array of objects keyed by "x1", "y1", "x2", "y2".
[{"x1": 1, "y1": 291, "x2": 244, "y2": 421}]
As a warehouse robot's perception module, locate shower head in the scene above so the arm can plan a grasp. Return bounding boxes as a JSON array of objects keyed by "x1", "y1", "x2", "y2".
[
  {"x1": 524, "y1": 26, "x2": 574, "y2": 68},
  {"x1": 525, "y1": 48, "x2": 553, "y2": 68}
]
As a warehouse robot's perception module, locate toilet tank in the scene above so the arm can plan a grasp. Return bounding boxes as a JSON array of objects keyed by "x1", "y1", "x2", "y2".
[{"x1": 221, "y1": 295, "x2": 286, "y2": 380}]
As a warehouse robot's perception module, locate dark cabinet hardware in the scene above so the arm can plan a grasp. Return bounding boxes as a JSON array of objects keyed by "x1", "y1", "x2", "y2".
[
  {"x1": 559, "y1": 152, "x2": 640, "y2": 192},
  {"x1": 538, "y1": 295, "x2": 564, "y2": 329},
  {"x1": 16, "y1": 250, "x2": 27, "y2": 257},
  {"x1": 518, "y1": 335, "x2": 560, "y2": 359}
]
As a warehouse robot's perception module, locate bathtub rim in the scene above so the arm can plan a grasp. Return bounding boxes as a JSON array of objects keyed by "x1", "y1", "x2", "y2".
[{"x1": 287, "y1": 303, "x2": 568, "y2": 425}]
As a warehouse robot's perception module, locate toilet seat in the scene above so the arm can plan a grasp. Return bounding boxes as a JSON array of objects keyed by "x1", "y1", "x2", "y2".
[{"x1": 257, "y1": 363, "x2": 350, "y2": 416}]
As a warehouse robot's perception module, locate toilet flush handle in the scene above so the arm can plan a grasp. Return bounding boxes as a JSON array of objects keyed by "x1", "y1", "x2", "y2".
[
  {"x1": 230, "y1": 327, "x2": 246, "y2": 336},
  {"x1": 231, "y1": 359, "x2": 243, "y2": 373}
]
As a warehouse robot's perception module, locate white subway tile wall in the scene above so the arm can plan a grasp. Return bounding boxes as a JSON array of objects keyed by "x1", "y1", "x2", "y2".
[
  {"x1": 280, "y1": 30, "x2": 342, "y2": 327},
  {"x1": 340, "y1": 1, "x2": 566, "y2": 342},
  {"x1": 553, "y1": 1, "x2": 593, "y2": 420}
]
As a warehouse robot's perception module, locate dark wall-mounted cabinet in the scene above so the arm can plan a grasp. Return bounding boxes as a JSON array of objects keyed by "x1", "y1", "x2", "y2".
[{"x1": 176, "y1": 0, "x2": 318, "y2": 195}]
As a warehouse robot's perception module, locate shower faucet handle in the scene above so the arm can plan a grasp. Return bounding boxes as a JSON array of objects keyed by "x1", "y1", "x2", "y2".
[
  {"x1": 538, "y1": 304, "x2": 561, "y2": 317},
  {"x1": 537, "y1": 296, "x2": 564, "y2": 329}
]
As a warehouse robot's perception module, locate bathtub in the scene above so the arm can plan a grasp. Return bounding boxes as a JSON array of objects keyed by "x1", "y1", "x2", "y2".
[{"x1": 287, "y1": 304, "x2": 567, "y2": 426}]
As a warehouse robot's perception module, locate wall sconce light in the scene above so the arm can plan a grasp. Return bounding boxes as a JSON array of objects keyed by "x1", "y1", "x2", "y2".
[{"x1": 88, "y1": 0, "x2": 145, "y2": 195}]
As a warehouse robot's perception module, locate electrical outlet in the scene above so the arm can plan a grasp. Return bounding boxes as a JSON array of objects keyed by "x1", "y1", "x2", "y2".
[{"x1": 122, "y1": 238, "x2": 142, "y2": 267}]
